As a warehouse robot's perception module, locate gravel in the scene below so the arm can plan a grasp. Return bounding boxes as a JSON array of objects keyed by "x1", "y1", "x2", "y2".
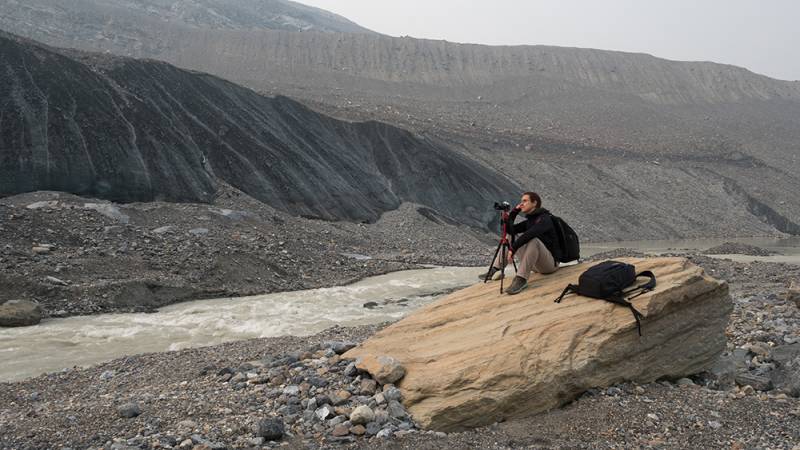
[{"x1": 1, "y1": 192, "x2": 800, "y2": 448}]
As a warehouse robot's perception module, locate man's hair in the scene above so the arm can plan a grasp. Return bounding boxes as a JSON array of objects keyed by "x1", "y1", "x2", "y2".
[{"x1": 522, "y1": 191, "x2": 541, "y2": 208}]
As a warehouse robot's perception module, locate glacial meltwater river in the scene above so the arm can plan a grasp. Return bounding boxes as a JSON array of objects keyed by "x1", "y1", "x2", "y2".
[
  {"x1": 0, "y1": 267, "x2": 482, "y2": 382},
  {"x1": 3, "y1": 236, "x2": 800, "y2": 383}
]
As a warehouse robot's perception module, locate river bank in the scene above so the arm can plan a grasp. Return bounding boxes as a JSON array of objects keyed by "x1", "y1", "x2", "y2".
[
  {"x1": 0, "y1": 190, "x2": 493, "y2": 320},
  {"x1": 1, "y1": 251, "x2": 799, "y2": 449}
]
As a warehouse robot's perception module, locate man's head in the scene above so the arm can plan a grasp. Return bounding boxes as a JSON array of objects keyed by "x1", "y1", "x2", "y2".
[{"x1": 519, "y1": 191, "x2": 541, "y2": 214}]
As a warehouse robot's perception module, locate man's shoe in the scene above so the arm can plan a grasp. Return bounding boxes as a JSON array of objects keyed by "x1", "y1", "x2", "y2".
[
  {"x1": 479, "y1": 267, "x2": 504, "y2": 281},
  {"x1": 505, "y1": 276, "x2": 528, "y2": 295}
]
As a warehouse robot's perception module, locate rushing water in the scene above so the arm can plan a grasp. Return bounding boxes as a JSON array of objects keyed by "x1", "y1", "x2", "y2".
[{"x1": 0, "y1": 267, "x2": 482, "y2": 382}]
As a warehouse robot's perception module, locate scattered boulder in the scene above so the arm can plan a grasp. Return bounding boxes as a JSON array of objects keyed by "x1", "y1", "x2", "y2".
[
  {"x1": 117, "y1": 403, "x2": 141, "y2": 418},
  {"x1": 188, "y1": 227, "x2": 209, "y2": 236},
  {"x1": 254, "y1": 418, "x2": 284, "y2": 440},
  {"x1": 345, "y1": 257, "x2": 731, "y2": 431},
  {"x1": 31, "y1": 246, "x2": 51, "y2": 255},
  {"x1": 354, "y1": 355, "x2": 405, "y2": 385},
  {"x1": 350, "y1": 405, "x2": 375, "y2": 425},
  {"x1": 45, "y1": 276, "x2": 69, "y2": 286},
  {"x1": 324, "y1": 341, "x2": 356, "y2": 354},
  {"x1": 0, "y1": 300, "x2": 43, "y2": 327},
  {"x1": 735, "y1": 373, "x2": 773, "y2": 391}
]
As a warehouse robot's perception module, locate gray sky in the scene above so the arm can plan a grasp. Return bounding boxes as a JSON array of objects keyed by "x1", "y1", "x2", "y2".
[{"x1": 301, "y1": 0, "x2": 800, "y2": 81}]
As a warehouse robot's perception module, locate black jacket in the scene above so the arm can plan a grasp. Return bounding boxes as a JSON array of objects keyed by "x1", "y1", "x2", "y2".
[{"x1": 508, "y1": 207, "x2": 560, "y2": 258}]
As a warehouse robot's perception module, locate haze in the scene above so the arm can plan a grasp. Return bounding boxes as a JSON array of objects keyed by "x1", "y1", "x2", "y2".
[{"x1": 302, "y1": 0, "x2": 800, "y2": 81}]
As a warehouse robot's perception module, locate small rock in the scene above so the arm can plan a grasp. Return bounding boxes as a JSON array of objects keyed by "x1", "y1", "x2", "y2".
[
  {"x1": 708, "y1": 420, "x2": 722, "y2": 430},
  {"x1": 350, "y1": 405, "x2": 375, "y2": 425},
  {"x1": 344, "y1": 362, "x2": 358, "y2": 377},
  {"x1": 254, "y1": 418, "x2": 284, "y2": 440},
  {"x1": 383, "y1": 386, "x2": 402, "y2": 402},
  {"x1": 118, "y1": 403, "x2": 141, "y2": 418},
  {"x1": 315, "y1": 405, "x2": 333, "y2": 421},
  {"x1": 282, "y1": 385, "x2": 300, "y2": 396},
  {"x1": 606, "y1": 387, "x2": 623, "y2": 396},
  {"x1": 735, "y1": 373, "x2": 773, "y2": 391},
  {"x1": 331, "y1": 424, "x2": 350, "y2": 437},
  {"x1": 324, "y1": 341, "x2": 356, "y2": 354},
  {"x1": 45, "y1": 276, "x2": 69, "y2": 286},
  {"x1": 376, "y1": 428, "x2": 393, "y2": 439},
  {"x1": 188, "y1": 228, "x2": 209, "y2": 236},
  {"x1": 351, "y1": 424, "x2": 366, "y2": 435},
  {"x1": 387, "y1": 400, "x2": 407, "y2": 419},
  {"x1": 365, "y1": 422, "x2": 382, "y2": 436},
  {"x1": 354, "y1": 355, "x2": 406, "y2": 384},
  {"x1": 676, "y1": 378, "x2": 695, "y2": 387},
  {"x1": 99, "y1": 370, "x2": 115, "y2": 381},
  {"x1": 152, "y1": 226, "x2": 173, "y2": 234},
  {"x1": 0, "y1": 300, "x2": 43, "y2": 327},
  {"x1": 360, "y1": 379, "x2": 378, "y2": 395},
  {"x1": 32, "y1": 246, "x2": 51, "y2": 255}
]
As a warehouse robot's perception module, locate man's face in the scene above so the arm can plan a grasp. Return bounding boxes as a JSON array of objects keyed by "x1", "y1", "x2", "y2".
[{"x1": 519, "y1": 194, "x2": 537, "y2": 214}]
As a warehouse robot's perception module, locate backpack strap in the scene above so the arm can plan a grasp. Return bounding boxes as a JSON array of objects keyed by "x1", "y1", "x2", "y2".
[
  {"x1": 623, "y1": 270, "x2": 657, "y2": 300},
  {"x1": 554, "y1": 284, "x2": 578, "y2": 303},
  {"x1": 606, "y1": 293, "x2": 645, "y2": 336}
]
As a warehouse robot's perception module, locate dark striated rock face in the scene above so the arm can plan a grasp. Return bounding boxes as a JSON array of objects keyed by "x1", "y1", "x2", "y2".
[{"x1": 0, "y1": 32, "x2": 518, "y2": 226}]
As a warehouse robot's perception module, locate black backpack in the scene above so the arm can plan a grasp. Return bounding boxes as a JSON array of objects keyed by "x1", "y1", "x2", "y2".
[
  {"x1": 550, "y1": 214, "x2": 580, "y2": 263},
  {"x1": 553, "y1": 260, "x2": 656, "y2": 335}
]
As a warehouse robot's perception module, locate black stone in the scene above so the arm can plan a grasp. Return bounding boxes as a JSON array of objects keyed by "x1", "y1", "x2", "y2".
[{"x1": 254, "y1": 418, "x2": 285, "y2": 440}]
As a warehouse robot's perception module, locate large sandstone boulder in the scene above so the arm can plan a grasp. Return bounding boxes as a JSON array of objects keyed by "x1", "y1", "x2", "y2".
[
  {"x1": 344, "y1": 257, "x2": 731, "y2": 431},
  {"x1": 0, "y1": 300, "x2": 43, "y2": 327}
]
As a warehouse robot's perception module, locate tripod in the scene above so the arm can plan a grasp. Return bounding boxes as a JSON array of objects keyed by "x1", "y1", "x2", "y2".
[{"x1": 484, "y1": 208, "x2": 517, "y2": 293}]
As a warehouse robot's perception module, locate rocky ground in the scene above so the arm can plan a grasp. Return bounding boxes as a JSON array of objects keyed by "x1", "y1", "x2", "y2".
[
  {"x1": 0, "y1": 189, "x2": 494, "y2": 319},
  {"x1": 2, "y1": 238, "x2": 800, "y2": 448},
  {"x1": 704, "y1": 243, "x2": 780, "y2": 256},
  {"x1": 2, "y1": 188, "x2": 800, "y2": 448}
]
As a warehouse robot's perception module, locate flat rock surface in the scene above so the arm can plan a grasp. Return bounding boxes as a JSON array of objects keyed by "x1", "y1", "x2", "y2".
[{"x1": 345, "y1": 257, "x2": 732, "y2": 431}]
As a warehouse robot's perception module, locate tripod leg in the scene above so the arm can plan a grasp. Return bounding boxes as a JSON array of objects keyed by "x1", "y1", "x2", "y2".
[
  {"x1": 511, "y1": 247, "x2": 518, "y2": 273},
  {"x1": 484, "y1": 240, "x2": 504, "y2": 283},
  {"x1": 499, "y1": 242, "x2": 507, "y2": 293}
]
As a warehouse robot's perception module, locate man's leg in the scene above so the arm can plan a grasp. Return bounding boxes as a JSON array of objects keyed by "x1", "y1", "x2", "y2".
[
  {"x1": 505, "y1": 240, "x2": 541, "y2": 294},
  {"x1": 532, "y1": 239, "x2": 558, "y2": 274},
  {"x1": 514, "y1": 238, "x2": 542, "y2": 279}
]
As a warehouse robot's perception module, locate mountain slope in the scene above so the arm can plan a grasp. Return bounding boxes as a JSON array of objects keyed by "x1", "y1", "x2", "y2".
[
  {"x1": 0, "y1": 32, "x2": 517, "y2": 227},
  {"x1": 2, "y1": 2, "x2": 800, "y2": 240}
]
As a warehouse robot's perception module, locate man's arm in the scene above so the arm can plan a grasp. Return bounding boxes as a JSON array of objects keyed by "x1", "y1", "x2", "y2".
[{"x1": 506, "y1": 207, "x2": 526, "y2": 235}]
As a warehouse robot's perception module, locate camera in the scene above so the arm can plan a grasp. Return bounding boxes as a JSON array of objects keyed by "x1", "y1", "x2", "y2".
[{"x1": 493, "y1": 201, "x2": 511, "y2": 211}]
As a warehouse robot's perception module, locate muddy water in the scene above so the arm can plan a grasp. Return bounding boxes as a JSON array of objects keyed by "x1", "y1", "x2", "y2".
[{"x1": 0, "y1": 267, "x2": 481, "y2": 382}]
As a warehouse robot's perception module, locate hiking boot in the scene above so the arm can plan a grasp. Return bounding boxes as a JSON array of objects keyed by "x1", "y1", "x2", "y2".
[
  {"x1": 479, "y1": 266, "x2": 504, "y2": 281},
  {"x1": 505, "y1": 276, "x2": 528, "y2": 295}
]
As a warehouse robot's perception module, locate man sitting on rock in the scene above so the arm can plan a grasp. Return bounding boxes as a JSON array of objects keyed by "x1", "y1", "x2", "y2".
[{"x1": 480, "y1": 192, "x2": 560, "y2": 295}]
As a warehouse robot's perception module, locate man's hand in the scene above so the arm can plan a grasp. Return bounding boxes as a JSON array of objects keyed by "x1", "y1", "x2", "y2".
[{"x1": 506, "y1": 249, "x2": 514, "y2": 262}]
